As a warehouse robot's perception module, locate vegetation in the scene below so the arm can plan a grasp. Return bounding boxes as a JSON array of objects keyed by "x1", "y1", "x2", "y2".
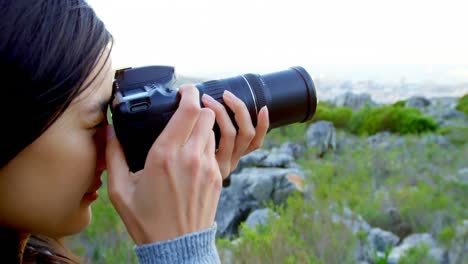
[
  {"x1": 309, "y1": 102, "x2": 438, "y2": 136},
  {"x1": 216, "y1": 135, "x2": 467, "y2": 263},
  {"x1": 437, "y1": 125, "x2": 468, "y2": 145},
  {"x1": 392, "y1": 100, "x2": 406, "y2": 108},
  {"x1": 311, "y1": 102, "x2": 353, "y2": 128},
  {"x1": 65, "y1": 96, "x2": 466, "y2": 263},
  {"x1": 217, "y1": 193, "x2": 357, "y2": 264},
  {"x1": 398, "y1": 244, "x2": 438, "y2": 264},
  {"x1": 456, "y1": 94, "x2": 468, "y2": 115},
  {"x1": 347, "y1": 104, "x2": 437, "y2": 135}
]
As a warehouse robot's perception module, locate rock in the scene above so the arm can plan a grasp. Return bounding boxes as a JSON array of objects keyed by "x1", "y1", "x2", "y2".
[
  {"x1": 405, "y1": 96, "x2": 431, "y2": 109},
  {"x1": 334, "y1": 92, "x2": 376, "y2": 110},
  {"x1": 441, "y1": 109, "x2": 465, "y2": 119},
  {"x1": 448, "y1": 220, "x2": 468, "y2": 264},
  {"x1": 234, "y1": 145, "x2": 301, "y2": 173},
  {"x1": 331, "y1": 208, "x2": 371, "y2": 235},
  {"x1": 277, "y1": 142, "x2": 307, "y2": 159},
  {"x1": 260, "y1": 151, "x2": 294, "y2": 168},
  {"x1": 234, "y1": 149, "x2": 269, "y2": 173},
  {"x1": 387, "y1": 233, "x2": 448, "y2": 264},
  {"x1": 422, "y1": 97, "x2": 465, "y2": 126},
  {"x1": 368, "y1": 228, "x2": 400, "y2": 253},
  {"x1": 216, "y1": 168, "x2": 305, "y2": 238},
  {"x1": 362, "y1": 228, "x2": 400, "y2": 261},
  {"x1": 244, "y1": 208, "x2": 279, "y2": 230},
  {"x1": 306, "y1": 121, "x2": 336, "y2": 155}
]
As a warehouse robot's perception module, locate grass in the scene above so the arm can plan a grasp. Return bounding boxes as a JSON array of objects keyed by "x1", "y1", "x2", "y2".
[{"x1": 438, "y1": 125, "x2": 468, "y2": 145}]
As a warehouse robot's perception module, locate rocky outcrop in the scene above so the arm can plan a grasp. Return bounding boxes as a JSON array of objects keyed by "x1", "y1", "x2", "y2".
[
  {"x1": 366, "y1": 228, "x2": 400, "y2": 259},
  {"x1": 405, "y1": 96, "x2": 431, "y2": 110},
  {"x1": 423, "y1": 97, "x2": 466, "y2": 127},
  {"x1": 215, "y1": 167, "x2": 306, "y2": 238},
  {"x1": 334, "y1": 92, "x2": 376, "y2": 110},
  {"x1": 306, "y1": 121, "x2": 336, "y2": 155},
  {"x1": 233, "y1": 142, "x2": 306, "y2": 174},
  {"x1": 244, "y1": 208, "x2": 279, "y2": 230}
]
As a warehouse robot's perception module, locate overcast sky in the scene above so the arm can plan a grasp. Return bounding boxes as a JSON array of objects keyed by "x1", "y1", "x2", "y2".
[{"x1": 88, "y1": 0, "x2": 468, "y2": 83}]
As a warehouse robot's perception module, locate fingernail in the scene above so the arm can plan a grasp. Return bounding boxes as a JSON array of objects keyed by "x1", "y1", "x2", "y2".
[
  {"x1": 223, "y1": 90, "x2": 236, "y2": 100},
  {"x1": 262, "y1": 105, "x2": 269, "y2": 115},
  {"x1": 202, "y1": 94, "x2": 216, "y2": 104},
  {"x1": 106, "y1": 125, "x2": 115, "y2": 140}
]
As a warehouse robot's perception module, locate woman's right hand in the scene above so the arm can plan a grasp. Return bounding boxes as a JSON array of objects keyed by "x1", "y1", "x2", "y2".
[{"x1": 105, "y1": 85, "x2": 223, "y2": 244}]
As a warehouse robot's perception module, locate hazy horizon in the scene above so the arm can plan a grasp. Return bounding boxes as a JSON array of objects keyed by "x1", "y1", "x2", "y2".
[{"x1": 90, "y1": 0, "x2": 468, "y2": 88}]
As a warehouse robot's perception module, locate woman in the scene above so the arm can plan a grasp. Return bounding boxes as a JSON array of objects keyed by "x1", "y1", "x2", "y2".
[{"x1": 0, "y1": 0, "x2": 269, "y2": 263}]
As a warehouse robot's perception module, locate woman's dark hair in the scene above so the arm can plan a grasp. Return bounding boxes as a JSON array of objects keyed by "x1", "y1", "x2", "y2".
[
  {"x1": 0, "y1": 0, "x2": 112, "y2": 262},
  {"x1": 0, "y1": 0, "x2": 112, "y2": 168}
]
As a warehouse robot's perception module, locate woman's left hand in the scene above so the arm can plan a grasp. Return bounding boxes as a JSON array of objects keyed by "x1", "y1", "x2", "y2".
[{"x1": 201, "y1": 90, "x2": 270, "y2": 179}]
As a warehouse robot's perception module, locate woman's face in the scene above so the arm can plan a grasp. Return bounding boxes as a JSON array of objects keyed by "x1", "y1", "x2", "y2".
[{"x1": 0, "y1": 52, "x2": 113, "y2": 238}]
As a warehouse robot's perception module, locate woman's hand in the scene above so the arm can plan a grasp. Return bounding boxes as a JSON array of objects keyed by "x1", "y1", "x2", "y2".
[
  {"x1": 202, "y1": 90, "x2": 269, "y2": 179},
  {"x1": 105, "y1": 85, "x2": 269, "y2": 245}
]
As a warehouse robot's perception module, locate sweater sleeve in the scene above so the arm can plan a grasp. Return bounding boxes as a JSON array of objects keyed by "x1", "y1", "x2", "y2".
[{"x1": 134, "y1": 222, "x2": 221, "y2": 264}]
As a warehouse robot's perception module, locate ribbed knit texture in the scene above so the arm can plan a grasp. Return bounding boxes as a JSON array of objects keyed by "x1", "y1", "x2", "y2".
[{"x1": 134, "y1": 222, "x2": 221, "y2": 264}]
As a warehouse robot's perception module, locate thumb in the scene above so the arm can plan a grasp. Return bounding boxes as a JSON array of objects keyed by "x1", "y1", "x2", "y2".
[{"x1": 105, "y1": 125, "x2": 130, "y2": 196}]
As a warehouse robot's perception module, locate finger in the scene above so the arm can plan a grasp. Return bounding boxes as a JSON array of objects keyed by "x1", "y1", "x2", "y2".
[
  {"x1": 245, "y1": 106, "x2": 270, "y2": 154},
  {"x1": 223, "y1": 90, "x2": 256, "y2": 161},
  {"x1": 105, "y1": 125, "x2": 130, "y2": 199},
  {"x1": 185, "y1": 108, "x2": 216, "y2": 153},
  {"x1": 202, "y1": 94, "x2": 236, "y2": 178},
  {"x1": 204, "y1": 130, "x2": 216, "y2": 156},
  {"x1": 157, "y1": 85, "x2": 201, "y2": 145}
]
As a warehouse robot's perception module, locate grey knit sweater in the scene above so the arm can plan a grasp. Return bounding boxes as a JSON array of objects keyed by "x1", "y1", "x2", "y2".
[{"x1": 134, "y1": 222, "x2": 221, "y2": 264}]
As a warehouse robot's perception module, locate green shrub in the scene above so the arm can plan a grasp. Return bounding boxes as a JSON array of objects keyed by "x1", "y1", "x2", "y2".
[
  {"x1": 438, "y1": 226, "x2": 456, "y2": 247},
  {"x1": 438, "y1": 125, "x2": 468, "y2": 145},
  {"x1": 312, "y1": 102, "x2": 353, "y2": 128},
  {"x1": 456, "y1": 94, "x2": 468, "y2": 115},
  {"x1": 392, "y1": 100, "x2": 406, "y2": 108},
  {"x1": 266, "y1": 122, "x2": 308, "y2": 145},
  {"x1": 348, "y1": 105, "x2": 437, "y2": 135}
]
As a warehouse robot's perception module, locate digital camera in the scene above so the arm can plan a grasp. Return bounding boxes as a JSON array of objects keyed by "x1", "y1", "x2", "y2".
[{"x1": 111, "y1": 66, "x2": 317, "y2": 178}]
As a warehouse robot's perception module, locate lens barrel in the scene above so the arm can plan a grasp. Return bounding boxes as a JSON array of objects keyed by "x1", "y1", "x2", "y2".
[{"x1": 196, "y1": 66, "x2": 317, "y2": 129}]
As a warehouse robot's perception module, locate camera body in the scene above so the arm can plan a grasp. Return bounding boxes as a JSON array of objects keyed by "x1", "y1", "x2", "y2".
[{"x1": 112, "y1": 66, "x2": 181, "y2": 172}]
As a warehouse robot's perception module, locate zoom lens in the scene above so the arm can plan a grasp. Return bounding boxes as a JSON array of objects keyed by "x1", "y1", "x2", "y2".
[{"x1": 196, "y1": 66, "x2": 317, "y2": 129}]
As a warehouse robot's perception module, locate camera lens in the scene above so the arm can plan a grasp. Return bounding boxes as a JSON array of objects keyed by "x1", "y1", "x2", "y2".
[{"x1": 196, "y1": 66, "x2": 317, "y2": 130}]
